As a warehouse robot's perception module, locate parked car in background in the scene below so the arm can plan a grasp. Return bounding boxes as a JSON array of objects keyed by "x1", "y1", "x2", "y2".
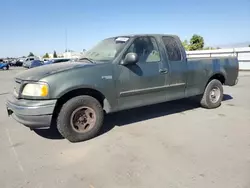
[
  {"x1": 30, "y1": 58, "x2": 72, "y2": 68},
  {"x1": 44, "y1": 58, "x2": 71, "y2": 65},
  {"x1": 43, "y1": 58, "x2": 49, "y2": 62},
  {"x1": 0, "y1": 62, "x2": 9, "y2": 70},
  {"x1": 22, "y1": 56, "x2": 39, "y2": 68},
  {"x1": 13, "y1": 58, "x2": 25, "y2": 66},
  {"x1": 9, "y1": 60, "x2": 17, "y2": 66},
  {"x1": 29, "y1": 60, "x2": 44, "y2": 68}
]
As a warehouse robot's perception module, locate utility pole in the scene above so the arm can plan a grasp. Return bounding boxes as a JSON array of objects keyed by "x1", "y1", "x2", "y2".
[{"x1": 65, "y1": 28, "x2": 68, "y2": 52}]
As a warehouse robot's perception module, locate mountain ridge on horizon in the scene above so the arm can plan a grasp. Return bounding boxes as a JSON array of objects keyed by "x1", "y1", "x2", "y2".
[{"x1": 213, "y1": 41, "x2": 250, "y2": 48}]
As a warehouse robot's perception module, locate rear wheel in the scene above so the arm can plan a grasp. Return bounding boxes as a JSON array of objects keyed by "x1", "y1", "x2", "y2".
[
  {"x1": 200, "y1": 79, "x2": 223, "y2": 109},
  {"x1": 57, "y1": 95, "x2": 104, "y2": 142}
]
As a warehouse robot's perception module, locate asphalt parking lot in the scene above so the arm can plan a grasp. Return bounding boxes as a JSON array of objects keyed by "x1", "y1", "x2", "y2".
[{"x1": 0, "y1": 67, "x2": 250, "y2": 188}]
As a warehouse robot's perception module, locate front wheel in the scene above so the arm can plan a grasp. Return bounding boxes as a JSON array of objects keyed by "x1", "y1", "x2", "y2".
[
  {"x1": 200, "y1": 79, "x2": 223, "y2": 109},
  {"x1": 3, "y1": 66, "x2": 9, "y2": 70},
  {"x1": 57, "y1": 95, "x2": 104, "y2": 142}
]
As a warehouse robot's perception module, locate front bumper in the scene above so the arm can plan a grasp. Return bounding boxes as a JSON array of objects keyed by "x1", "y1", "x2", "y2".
[
  {"x1": 6, "y1": 96, "x2": 57, "y2": 129},
  {"x1": 22, "y1": 65, "x2": 29, "y2": 68}
]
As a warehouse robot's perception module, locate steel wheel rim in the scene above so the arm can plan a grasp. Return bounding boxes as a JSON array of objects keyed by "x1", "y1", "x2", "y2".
[
  {"x1": 209, "y1": 86, "x2": 221, "y2": 103},
  {"x1": 70, "y1": 106, "x2": 96, "y2": 133}
]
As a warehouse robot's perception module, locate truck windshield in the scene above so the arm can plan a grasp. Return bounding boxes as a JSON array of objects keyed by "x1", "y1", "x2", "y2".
[{"x1": 84, "y1": 37, "x2": 130, "y2": 62}]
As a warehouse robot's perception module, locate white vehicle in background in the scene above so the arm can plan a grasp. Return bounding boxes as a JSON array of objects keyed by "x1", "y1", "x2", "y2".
[{"x1": 22, "y1": 56, "x2": 40, "y2": 68}]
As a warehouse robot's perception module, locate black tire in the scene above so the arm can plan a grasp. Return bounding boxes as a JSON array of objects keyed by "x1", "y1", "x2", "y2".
[
  {"x1": 200, "y1": 79, "x2": 223, "y2": 109},
  {"x1": 57, "y1": 95, "x2": 104, "y2": 142}
]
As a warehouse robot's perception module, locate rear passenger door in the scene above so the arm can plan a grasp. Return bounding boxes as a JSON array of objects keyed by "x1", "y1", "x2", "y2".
[{"x1": 162, "y1": 36, "x2": 187, "y2": 100}]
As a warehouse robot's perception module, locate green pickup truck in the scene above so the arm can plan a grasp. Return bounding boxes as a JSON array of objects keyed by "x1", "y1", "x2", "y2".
[{"x1": 6, "y1": 34, "x2": 239, "y2": 142}]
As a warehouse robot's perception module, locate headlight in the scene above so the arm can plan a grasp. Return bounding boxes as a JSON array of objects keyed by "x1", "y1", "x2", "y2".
[{"x1": 22, "y1": 83, "x2": 49, "y2": 97}]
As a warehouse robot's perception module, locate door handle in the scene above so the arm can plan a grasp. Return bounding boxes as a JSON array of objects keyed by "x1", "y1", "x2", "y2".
[{"x1": 159, "y1": 68, "x2": 168, "y2": 74}]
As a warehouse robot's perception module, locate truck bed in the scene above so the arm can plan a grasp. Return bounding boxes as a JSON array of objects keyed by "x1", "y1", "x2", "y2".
[{"x1": 184, "y1": 56, "x2": 239, "y2": 97}]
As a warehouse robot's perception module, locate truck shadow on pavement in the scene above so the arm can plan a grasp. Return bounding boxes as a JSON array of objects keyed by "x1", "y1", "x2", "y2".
[
  {"x1": 100, "y1": 94, "x2": 233, "y2": 135},
  {"x1": 34, "y1": 94, "x2": 233, "y2": 140}
]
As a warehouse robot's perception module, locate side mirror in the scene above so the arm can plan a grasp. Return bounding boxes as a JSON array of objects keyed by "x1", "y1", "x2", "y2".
[{"x1": 121, "y1": 53, "x2": 139, "y2": 65}]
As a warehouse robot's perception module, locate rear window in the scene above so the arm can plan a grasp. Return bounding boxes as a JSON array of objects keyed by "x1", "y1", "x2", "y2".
[{"x1": 162, "y1": 36, "x2": 182, "y2": 61}]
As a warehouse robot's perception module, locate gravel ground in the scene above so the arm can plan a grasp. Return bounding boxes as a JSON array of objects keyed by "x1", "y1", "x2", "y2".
[{"x1": 0, "y1": 67, "x2": 250, "y2": 188}]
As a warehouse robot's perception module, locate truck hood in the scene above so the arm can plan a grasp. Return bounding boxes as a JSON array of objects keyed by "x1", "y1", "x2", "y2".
[{"x1": 15, "y1": 61, "x2": 93, "y2": 81}]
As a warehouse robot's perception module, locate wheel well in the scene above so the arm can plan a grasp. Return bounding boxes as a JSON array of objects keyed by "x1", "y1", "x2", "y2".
[
  {"x1": 52, "y1": 88, "x2": 105, "y2": 123},
  {"x1": 208, "y1": 73, "x2": 225, "y2": 84}
]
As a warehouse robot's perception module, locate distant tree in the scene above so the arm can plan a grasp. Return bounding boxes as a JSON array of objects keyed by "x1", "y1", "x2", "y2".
[
  {"x1": 248, "y1": 44, "x2": 250, "y2": 47},
  {"x1": 43, "y1": 53, "x2": 50, "y2": 58},
  {"x1": 189, "y1": 34, "x2": 204, "y2": 51},
  {"x1": 203, "y1": 46, "x2": 216, "y2": 50},
  {"x1": 53, "y1": 51, "x2": 58, "y2": 58},
  {"x1": 28, "y1": 52, "x2": 35, "y2": 57},
  {"x1": 182, "y1": 40, "x2": 190, "y2": 51},
  {"x1": 203, "y1": 47, "x2": 210, "y2": 50}
]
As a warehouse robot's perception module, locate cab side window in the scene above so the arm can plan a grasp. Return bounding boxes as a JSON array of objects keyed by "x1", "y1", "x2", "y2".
[
  {"x1": 162, "y1": 36, "x2": 182, "y2": 61},
  {"x1": 126, "y1": 37, "x2": 161, "y2": 63}
]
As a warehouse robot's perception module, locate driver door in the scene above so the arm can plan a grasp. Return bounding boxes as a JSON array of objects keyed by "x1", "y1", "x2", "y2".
[{"x1": 116, "y1": 36, "x2": 169, "y2": 110}]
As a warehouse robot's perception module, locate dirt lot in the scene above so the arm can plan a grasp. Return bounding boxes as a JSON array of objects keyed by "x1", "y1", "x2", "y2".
[{"x1": 0, "y1": 67, "x2": 250, "y2": 188}]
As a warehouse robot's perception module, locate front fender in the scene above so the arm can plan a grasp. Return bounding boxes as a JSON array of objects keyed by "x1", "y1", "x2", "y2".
[
  {"x1": 57, "y1": 84, "x2": 104, "y2": 98},
  {"x1": 57, "y1": 85, "x2": 113, "y2": 113},
  {"x1": 41, "y1": 63, "x2": 117, "y2": 112}
]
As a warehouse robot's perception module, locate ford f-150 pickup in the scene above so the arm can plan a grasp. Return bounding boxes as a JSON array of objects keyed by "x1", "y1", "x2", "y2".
[{"x1": 6, "y1": 34, "x2": 239, "y2": 142}]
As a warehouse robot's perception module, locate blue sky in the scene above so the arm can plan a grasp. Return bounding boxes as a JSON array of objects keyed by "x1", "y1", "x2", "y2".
[{"x1": 1, "y1": 0, "x2": 250, "y2": 57}]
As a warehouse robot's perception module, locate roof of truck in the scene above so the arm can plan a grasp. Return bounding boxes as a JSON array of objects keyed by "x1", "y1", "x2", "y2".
[{"x1": 111, "y1": 34, "x2": 179, "y2": 38}]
